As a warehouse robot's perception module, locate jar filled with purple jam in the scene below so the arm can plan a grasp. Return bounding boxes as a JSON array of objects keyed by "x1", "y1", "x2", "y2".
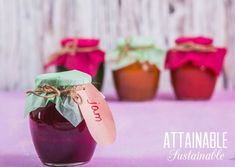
[
  {"x1": 29, "y1": 102, "x2": 96, "y2": 166},
  {"x1": 25, "y1": 70, "x2": 116, "y2": 166}
]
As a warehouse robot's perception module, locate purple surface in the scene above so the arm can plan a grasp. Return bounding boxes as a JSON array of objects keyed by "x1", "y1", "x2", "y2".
[{"x1": 0, "y1": 91, "x2": 235, "y2": 167}]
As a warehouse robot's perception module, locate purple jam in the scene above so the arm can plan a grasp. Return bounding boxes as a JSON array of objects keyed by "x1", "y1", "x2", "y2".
[{"x1": 29, "y1": 102, "x2": 96, "y2": 166}]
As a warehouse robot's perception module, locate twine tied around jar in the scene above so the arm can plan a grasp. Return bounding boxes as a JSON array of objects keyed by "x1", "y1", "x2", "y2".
[
  {"x1": 119, "y1": 38, "x2": 155, "y2": 60},
  {"x1": 26, "y1": 84, "x2": 84, "y2": 104},
  {"x1": 48, "y1": 39, "x2": 99, "y2": 63},
  {"x1": 172, "y1": 42, "x2": 216, "y2": 52}
]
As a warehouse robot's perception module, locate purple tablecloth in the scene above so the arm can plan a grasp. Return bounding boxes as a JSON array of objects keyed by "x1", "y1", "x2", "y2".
[{"x1": 0, "y1": 91, "x2": 235, "y2": 167}]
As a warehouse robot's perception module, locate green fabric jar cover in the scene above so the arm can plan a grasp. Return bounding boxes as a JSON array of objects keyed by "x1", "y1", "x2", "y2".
[
  {"x1": 109, "y1": 36, "x2": 165, "y2": 70},
  {"x1": 25, "y1": 70, "x2": 91, "y2": 127}
]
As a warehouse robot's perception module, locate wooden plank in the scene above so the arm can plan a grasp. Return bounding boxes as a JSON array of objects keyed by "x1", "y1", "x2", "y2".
[
  {"x1": 224, "y1": 0, "x2": 235, "y2": 89},
  {"x1": 0, "y1": 0, "x2": 234, "y2": 92}
]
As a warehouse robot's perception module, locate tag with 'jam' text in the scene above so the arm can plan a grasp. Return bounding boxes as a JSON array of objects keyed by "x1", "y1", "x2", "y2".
[{"x1": 77, "y1": 83, "x2": 116, "y2": 145}]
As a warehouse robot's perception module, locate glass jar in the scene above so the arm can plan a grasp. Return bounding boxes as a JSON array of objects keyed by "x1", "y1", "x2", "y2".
[
  {"x1": 113, "y1": 62, "x2": 160, "y2": 101},
  {"x1": 165, "y1": 36, "x2": 227, "y2": 100},
  {"x1": 170, "y1": 63, "x2": 217, "y2": 100},
  {"x1": 29, "y1": 102, "x2": 96, "y2": 166},
  {"x1": 25, "y1": 70, "x2": 104, "y2": 166},
  {"x1": 45, "y1": 38, "x2": 105, "y2": 91},
  {"x1": 110, "y1": 37, "x2": 165, "y2": 101}
]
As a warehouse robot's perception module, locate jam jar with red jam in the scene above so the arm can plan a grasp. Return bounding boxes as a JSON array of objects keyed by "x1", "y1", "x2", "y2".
[
  {"x1": 44, "y1": 38, "x2": 105, "y2": 91},
  {"x1": 170, "y1": 63, "x2": 217, "y2": 99},
  {"x1": 165, "y1": 36, "x2": 226, "y2": 100},
  {"x1": 25, "y1": 70, "x2": 97, "y2": 166}
]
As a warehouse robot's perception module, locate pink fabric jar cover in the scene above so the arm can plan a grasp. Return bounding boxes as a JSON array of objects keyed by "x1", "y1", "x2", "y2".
[
  {"x1": 44, "y1": 38, "x2": 105, "y2": 77},
  {"x1": 165, "y1": 36, "x2": 227, "y2": 76}
]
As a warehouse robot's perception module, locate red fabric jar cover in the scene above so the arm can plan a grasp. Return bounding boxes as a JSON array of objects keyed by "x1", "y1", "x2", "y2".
[
  {"x1": 44, "y1": 38, "x2": 105, "y2": 77},
  {"x1": 165, "y1": 36, "x2": 227, "y2": 76}
]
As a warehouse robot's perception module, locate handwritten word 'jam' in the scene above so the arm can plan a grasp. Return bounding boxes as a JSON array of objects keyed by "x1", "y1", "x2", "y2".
[{"x1": 87, "y1": 100, "x2": 102, "y2": 122}]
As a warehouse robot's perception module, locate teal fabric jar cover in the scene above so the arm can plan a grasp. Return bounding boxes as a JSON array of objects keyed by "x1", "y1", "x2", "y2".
[
  {"x1": 25, "y1": 70, "x2": 92, "y2": 127},
  {"x1": 109, "y1": 36, "x2": 165, "y2": 70}
]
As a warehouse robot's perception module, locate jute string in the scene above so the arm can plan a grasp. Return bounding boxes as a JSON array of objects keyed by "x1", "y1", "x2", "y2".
[
  {"x1": 26, "y1": 84, "x2": 83, "y2": 104},
  {"x1": 172, "y1": 42, "x2": 216, "y2": 52},
  {"x1": 49, "y1": 40, "x2": 99, "y2": 62},
  {"x1": 119, "y1": 38, "x2": 155, "y2": 60}
]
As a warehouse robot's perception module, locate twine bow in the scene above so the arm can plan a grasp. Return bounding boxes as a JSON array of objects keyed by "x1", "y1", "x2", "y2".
[
  {"x1": 119, "y1": 38, "x2": 154, "y2": 60},
  {"x1": 172, "y1": 42, "x2": 216, "y2": 52},
  {"x1": 49, "y1": 39, "x2": 99, "y2": 63},
  {"x1": 26, "y1": 84, "x2": 84, "y2": 104}
]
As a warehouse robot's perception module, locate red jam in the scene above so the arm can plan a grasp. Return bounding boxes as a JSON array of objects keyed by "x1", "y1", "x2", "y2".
[
  {"x1": 171, "y1": 63, "x2": 217, "y2": 100},
  {"x1": 29, "y1": 102, "x2": 96, "y2": 166}
]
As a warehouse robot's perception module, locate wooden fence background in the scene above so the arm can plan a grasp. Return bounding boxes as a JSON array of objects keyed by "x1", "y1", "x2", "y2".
[{"x1": 0, "y1": 0, "x2": 235, "y2": 93}]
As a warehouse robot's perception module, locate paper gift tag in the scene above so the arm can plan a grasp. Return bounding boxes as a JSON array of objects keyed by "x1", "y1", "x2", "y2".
[{"x1": 77, "y1": 83, "x2": 116, "y2": 145}]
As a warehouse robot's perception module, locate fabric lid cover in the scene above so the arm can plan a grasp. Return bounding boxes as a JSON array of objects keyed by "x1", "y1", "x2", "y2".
[
  {"x1": 175, "y1": 36, "x2": 213, "y2": 45},
  {"x1": 44, "y1": 38, "x2": 105, "y2": 77},
  {"x1": 165, "y1": 36, "x2": 227, "y2": 76},
  {"x1": 109, "y1": 36, "x2": 165, "y2": 70},
  {"x1": 35, "y1": 70, "x2": 91, "y2": 87},
  {"x1": 61, "y1": 38, "x2": 100, "y2": 47},
  {"x1": 25, "y1": 70, "x2": 92, "y2": 127}
]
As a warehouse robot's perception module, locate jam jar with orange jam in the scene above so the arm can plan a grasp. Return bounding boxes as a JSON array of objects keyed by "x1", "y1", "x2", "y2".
[
  {"x1": 25, "y1": 70, "x2": 116, "y2": 166},
  {"x1": 165, "y1": 36, "x2": 227, "y2": 100},
  {"x1": 109, "y1": 37, "x2": 165, "y2": 101}
]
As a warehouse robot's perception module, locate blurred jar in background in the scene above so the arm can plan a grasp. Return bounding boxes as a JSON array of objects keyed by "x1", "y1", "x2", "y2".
[
  {"x1": 109, "y1": 37, "x2": 165, "y2": 101},
  {"x1": 44, "y1": 38, "x2": 105, "y2": 91},
  {"x1": 165, "y1": 36, "x2": 227, "y2": 100}
]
